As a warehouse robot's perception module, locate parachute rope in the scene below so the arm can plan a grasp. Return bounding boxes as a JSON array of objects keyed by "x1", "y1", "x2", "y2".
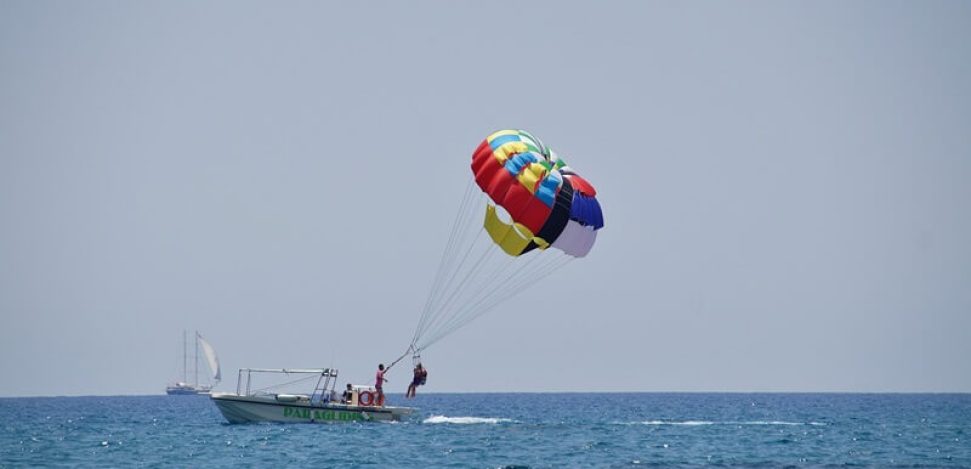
[
  {"x1": 412, "y1": 180, "x2": 477, "y2": 346},
  {"x1": 414, "y1": 223, "x2": 483, "y2": 345},
  {"x1": 425, "y1": 253, "x2": 539, "y2": 339},
  {"x1": 419, "y1": 253, "x2": 573, "y2": 350},
  {"x1": 410, "y1": 189, "x2": 575, "y2": 352},
  {"x1": 418, "y1": 236, "x2": 493, "y2": 339},
  {"x1": 410, "y1": 188, "x2": 495, "y2": 351}
]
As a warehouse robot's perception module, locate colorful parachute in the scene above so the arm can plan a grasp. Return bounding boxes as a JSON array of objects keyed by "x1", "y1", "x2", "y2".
[
  {"x1": 472, "y1": 129, "x2": 604, "y2": 257},
  {"x1": 407, "y1": 130, "x2": 605, "y2": 353}
]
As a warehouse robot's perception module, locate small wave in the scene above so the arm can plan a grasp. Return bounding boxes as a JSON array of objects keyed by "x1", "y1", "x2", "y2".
[
  {"x1": 739, "y1": 421, "x2": 827, "y2": 426},
  {"x1": 637, "y1": 420, "x2": 715, "y2": 426},
  {"x1": 423, "y1": 415, "x2": 514, "y2": 425},
  {"x1": 617, "y1": 420, "x2": 826, "y2": 426},
  {"x1": 746, "y1": 421, "x2": 827, "y2": 426}
]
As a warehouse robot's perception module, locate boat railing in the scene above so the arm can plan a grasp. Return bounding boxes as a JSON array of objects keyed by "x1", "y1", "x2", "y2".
[{"x1": 235, "y1": 368, "x2": 339, "y2": 398}]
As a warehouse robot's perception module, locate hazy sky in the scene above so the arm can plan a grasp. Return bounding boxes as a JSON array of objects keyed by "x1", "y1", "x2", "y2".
[{"x1": 1, "y1": 1, "x2": 969, "y2": 397}]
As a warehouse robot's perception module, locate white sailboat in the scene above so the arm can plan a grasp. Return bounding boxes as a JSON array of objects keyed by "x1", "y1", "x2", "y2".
[{"x1": 166, "y1": 330, "x2": 221, "y2": 395}]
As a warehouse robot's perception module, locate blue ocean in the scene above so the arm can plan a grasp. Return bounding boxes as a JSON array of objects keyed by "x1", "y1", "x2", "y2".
[{"x1": 1, "y1": 393, "x2": 969, "y2": 467}]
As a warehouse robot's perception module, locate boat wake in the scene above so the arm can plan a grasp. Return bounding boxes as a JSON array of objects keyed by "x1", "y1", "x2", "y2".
[{"x1": 423, "y1": 415, "x2": 515, "y2": 425}]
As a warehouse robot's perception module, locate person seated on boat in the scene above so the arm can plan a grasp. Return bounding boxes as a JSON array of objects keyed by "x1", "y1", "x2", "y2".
[
  {"x1": 375, "y1": 363, "x2": 388, "y2": 406},
  {"x1": 341, "y1": 383, "x2": 353, "y2": 404},
  {"x1": 406, "y1": 363, "x2": 427, "y2": 398}
]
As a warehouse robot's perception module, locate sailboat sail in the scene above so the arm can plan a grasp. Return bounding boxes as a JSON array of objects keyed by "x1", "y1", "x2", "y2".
[{"x1": 197, "y1": 333, "x2": 221, "y2": 383}]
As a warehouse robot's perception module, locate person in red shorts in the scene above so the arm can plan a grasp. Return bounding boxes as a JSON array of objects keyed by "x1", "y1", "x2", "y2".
[{"x1": 375, "y1": 363, "x2": 388, "y2": 406}]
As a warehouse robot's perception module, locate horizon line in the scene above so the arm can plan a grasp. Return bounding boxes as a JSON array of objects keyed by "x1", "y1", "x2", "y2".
[{"x1": 3, "y1": 390, "x2": 970, "y2": 399}]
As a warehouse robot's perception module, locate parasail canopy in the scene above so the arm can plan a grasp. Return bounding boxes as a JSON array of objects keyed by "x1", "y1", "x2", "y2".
[
  {"x1": 405, "y1": 129, "x2": 605, "y2": 357},
  {"x1": 472, "y1": 129, "x2": 604, "y2": 258}
]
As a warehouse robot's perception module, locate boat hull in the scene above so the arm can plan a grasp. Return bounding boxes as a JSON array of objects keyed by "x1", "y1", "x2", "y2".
[{"x1": 210, "y1": 393, "x2": 414, "y2": 423}]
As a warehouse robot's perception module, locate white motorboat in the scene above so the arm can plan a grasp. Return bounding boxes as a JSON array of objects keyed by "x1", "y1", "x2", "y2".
[
  {"x1": 166, "y1": 330, "x2": 221, "y2": 395},
  {"x1": 210, "y1": 368, "x2": 415, "y2": 423}
]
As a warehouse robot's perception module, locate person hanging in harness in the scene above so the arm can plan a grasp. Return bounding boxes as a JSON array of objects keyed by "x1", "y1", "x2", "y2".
[{"x1": 406, "y1": 363, "x2": 428, "y2": 398}]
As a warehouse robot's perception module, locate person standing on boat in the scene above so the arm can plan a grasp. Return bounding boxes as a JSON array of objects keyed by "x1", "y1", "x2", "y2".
[{"x1": 375, "y1": 364, "x2": 388, "y2": 406}]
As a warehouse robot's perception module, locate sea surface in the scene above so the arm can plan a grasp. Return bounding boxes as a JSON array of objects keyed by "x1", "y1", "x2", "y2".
[{"x1": 1, "y1": 393, "x2": 969, "y2": 468}]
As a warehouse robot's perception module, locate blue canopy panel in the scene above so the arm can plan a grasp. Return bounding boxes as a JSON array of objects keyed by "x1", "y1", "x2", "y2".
[{"x1": 569, "y1": 193, "x2": 604, "y2": 229}]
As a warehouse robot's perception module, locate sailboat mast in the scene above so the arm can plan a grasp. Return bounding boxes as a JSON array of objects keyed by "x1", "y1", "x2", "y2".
[
  {"x1": 194, "y1": 330, "x2": 199, "y2": 387},
  {"x1": 182, "y1": 330, "x2": 187, "y2": 383}
]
